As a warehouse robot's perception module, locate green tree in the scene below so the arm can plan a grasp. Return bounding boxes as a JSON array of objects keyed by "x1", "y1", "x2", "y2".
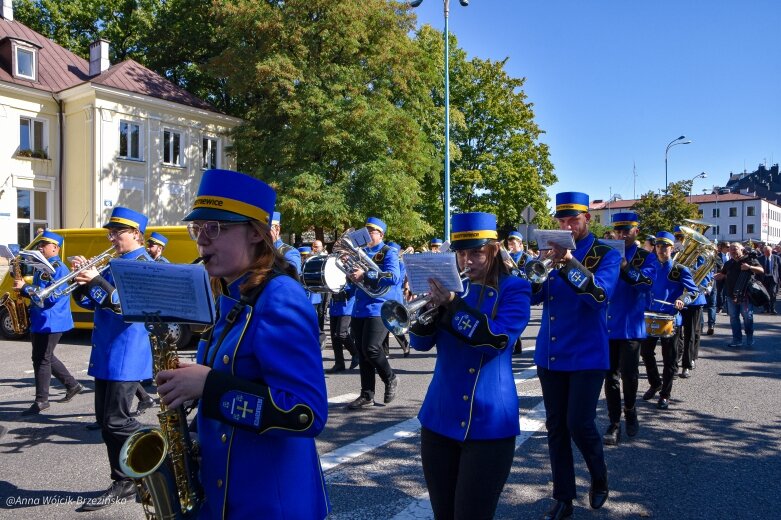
[{"x1": 633, "y1": 181, "x2": 699, "y2": 236}]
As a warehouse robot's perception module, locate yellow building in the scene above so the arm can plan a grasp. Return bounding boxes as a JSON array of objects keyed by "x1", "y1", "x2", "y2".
[{"x1": 0, "y1": 3, "x2": 241, "y2": 247}]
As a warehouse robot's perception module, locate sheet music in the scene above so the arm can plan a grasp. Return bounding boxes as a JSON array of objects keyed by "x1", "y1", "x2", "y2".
[
  {"x1": 534, "y1": 230, "x2": 576, "y2": 250},
  {"x1": 110, "y1": 260, "x2": 216, "y2": 324},
  {"x1": 19, "y1": 250, "x2": 55, "y2": 275},
  {"x1": 0, "y1": 245, "x2": 14, "y2": 261},
  {"x1": 349, "y1": 228, "x2": 371, "y2": 247},
  {"x1": 601, "y1": 239, "x2": 626, "y2": 258},
  {"x1": 403, "y1": 252, "x2": 464, "y2": 295},
  {"x1": 440, "y1": 240, "x2": 451, "y2": 253}
]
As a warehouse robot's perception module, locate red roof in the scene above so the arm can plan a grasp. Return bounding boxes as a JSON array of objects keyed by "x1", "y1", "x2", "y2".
[
  {"x1": 589, "y1": 192, "x2": 757, "y2": 210},
  {"x1": 1, "y1": 17, "x2": 216, "y2": 111}
]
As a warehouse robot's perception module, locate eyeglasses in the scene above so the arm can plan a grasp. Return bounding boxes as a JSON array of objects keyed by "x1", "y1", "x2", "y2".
[
  {"x1": 107, "y1": 229, "x2": 133, "y2": 240},
  {"x1": 187, "y1": 221, "x2": 248, "y2": 240}
]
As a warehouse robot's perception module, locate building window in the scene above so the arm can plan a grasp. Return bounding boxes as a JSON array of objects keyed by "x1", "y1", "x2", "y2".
[
  {"x1": 713, "y1": 226, "x2": 720, "y2": 236},
  {"x1": 729, "y1": 207, "x2": 737, "y2": 217},
  {"x1": 119, "y1": 120, "x2": 142, "y2": 160},
  {"x1": 202, "y1": 137, "x2": 219, "y2": 169},
  {"x1": 17, "y1": 189, "x2": 49, "y2": 247},
  {"x1": 729, "y1": 225, "x2": 737, "y2": 235},
  {"x1": 163, "y1": 129, "x2": 183, "y2": 166},
  {"x1": 746, "y1": 206, "x2": 755, "y2": 216},
  {"x1": 747, "y1": 224, "x2": 755, "y2": 234},
  {"x1": 594, "y1": 215, "x2": 601, "y2": 224},
  {"x1": 18, "y1": 117, "x2": 47, "y2": 158},
  {"x1": 697, "y1": 209, "x2": 703, "y2": 217},
  {"x1": 14, "y1": 43, "x2": 36, "y2": 80},
  {"x1": 712, "y1": 208, "x2": 720, "y2": 218}
]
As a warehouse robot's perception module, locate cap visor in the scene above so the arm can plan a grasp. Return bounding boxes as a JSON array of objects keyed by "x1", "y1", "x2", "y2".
[
  {"x1": 450, "y1": 238, "x2": 492, "y2": 251},
  {"x1": 183, "y1": 207, "x2": 256, "y2": 222},
  {"x1": 554, "y1": 209, "x2": 584, "y2": 219}
]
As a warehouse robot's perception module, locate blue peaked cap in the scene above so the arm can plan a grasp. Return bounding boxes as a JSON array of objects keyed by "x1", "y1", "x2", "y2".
[
  {"x1": 183, "y1": 169, "x2": 276, "y2": 224},
  {"x1": 450, "y1": 212, "x2": 498, "y2": 251},
  {"x1": 147, "y1": 232, "x2": 168, "y2": 246},
  {"x1": 104, "y1": 206, "x2": 148, "y2": 233},
  {"x1": 366, "y1": 217, "x2": 387, "y2": 234}
]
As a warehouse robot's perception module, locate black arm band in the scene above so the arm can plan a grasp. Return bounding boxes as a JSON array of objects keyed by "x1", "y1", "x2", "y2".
[
  {"x1": 558, "y1": 257, "x2": 606, "y2": 302},
  {"x1": 86, "y1": 275, "x2": 121, "y2": 312},
  {"x1": 619, "y1": 264, "x2": 652, "y2": 286},
  {"x1": 437, "y1": 295, "x2": 509, "y2": 350},
  {"x1": 202, "y1": 369, "x2": 315, "y2": 435}
]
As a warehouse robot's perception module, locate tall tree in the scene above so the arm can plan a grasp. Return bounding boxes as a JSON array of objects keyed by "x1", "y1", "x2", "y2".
[{"x1": 633, "y1": 180, "x2": 700, "y2": 236}]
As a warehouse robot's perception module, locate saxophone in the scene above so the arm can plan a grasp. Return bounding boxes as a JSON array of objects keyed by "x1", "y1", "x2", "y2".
[
  {"x1": 119, "y1": 322, "x2": 203, "y2": 519},
  {"x1": 1, "y1": 257, "x2": 30, "y2": 335}
]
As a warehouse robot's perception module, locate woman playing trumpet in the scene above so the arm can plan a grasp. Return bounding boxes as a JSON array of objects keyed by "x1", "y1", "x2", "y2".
[{"x1": 409, "y1": 212, "x2": 531, "y2": 520}]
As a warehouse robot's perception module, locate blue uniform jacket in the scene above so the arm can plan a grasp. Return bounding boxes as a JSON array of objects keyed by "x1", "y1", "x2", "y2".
[
  {"x1": 351, "y1": 242, "x2": 400, "y2": 318},
  {"x1": 608, "y1": 244, "x2": 656, "y2": 340},
  {"x1": 274, "y1": 239, "x2": 301, "y2": 274},
  {"x1": 155, "y1": 255, "x2": 171, "y2": 263},
  {"x1": 532, "y1": 234, "x2": 621, "y2": 371},
  {"x1": 647, "y1": 260, "x2": 698, "y2": 326},
  {"x1": 196, "y1": 273, "x2": 329, "y2": 520},
  {"x1": 329, "y1": 283, "x2": 355, "y2": 317},
  {"x1": 20, "y1": 255, "x2": 74, "y2": 333},
  {"x1": 410, "y1": 275, "x2": 531, "y2": 441},
  {"x1": 687, "y1": 255, "x2": 710, "y2": 306},
  {"x1": 75, "y1": 247, "x2": 153, "y2": 381},
  {"x1": 509, "y1": 250, "x2": 532, "y2": 267}
]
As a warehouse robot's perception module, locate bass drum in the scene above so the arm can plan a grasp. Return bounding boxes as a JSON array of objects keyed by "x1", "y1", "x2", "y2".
[
  {"x1": 302, "y1": 255, "x2": 346, "y2": 294},
  {"x1": 644, "y1": 312, "x2": 676, "y2": 338}
]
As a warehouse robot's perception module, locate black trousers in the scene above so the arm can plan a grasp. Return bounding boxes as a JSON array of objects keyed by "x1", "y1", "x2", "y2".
[
  {"x1": 421, "y1": 428, "x2": 515, "y2": 520},
  {"x1": 604, "y1": 339, "x2": 641, "y2": 423},
  {"x1": 641, "y1": 333, "x2": 679, "y2": 399},
  {"x1": 94, "y1": 379, "x2": 142, "y2": 481},
  {"x1": 330, "y1": 314, "x2": 355, "y2": 366},
  {"x1": 537, "y1": 367, "x2": 607, "y2": 501},
  {"x1": 351, "y1": 317, "x2": 394, "y2": 400},
  {"x1": 676, "y1": 306, "x2": 702, "y2": 370},
  {"x1": 762, "y1": 277, "x2": 777, "y2": 312},
  {"x1": 30, "y1": 332, "x2": 77, "y2": 403}
]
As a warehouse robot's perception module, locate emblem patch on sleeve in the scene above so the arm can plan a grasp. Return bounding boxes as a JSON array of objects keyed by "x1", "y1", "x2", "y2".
[
  {"x1": 221, "y1": 390, "x2": 263, "y2": 427},
  {"x1": 567, "y1": 269, "x2": 589, "y2": 288},
  {"x1": 628, "y1": 269, "x2": 641, "y2": 282},
  {"x1": 452, "y1": 311, "x2": 479, "y2": 338},
  {"x1": 89, "y1": 286, "x2": 107, "y2": 303}
]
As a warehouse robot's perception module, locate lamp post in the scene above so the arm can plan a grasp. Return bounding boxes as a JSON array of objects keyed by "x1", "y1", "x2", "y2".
[
  {"x1": 689, "y1": 171, "x2": 707, "y2": 203},
  {"x1": 664, "y1": 135, "x2": 692, "y2": 192},
  {"x1": 410, "y1": 0, "x2": 469, "y2": 240}
]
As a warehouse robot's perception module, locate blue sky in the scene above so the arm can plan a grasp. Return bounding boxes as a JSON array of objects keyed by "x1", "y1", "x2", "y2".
[{"x1": 411, "y1": 0, "x2": 781, "y2": 208}]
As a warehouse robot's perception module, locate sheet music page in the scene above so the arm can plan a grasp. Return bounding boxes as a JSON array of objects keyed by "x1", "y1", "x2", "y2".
[
  {"x1": 349, "y1": 227, "x2": 371, "y2": 247},
  {"x1": 403, "y1": 252, "x2": 464, "y2": 295},
  {"x1": 19, "y1": 250, "x2": 55, "y2": 275},
  {"x1": 602, "y1": 239, "x2": 626, "y2": 257},
  {"x1": 0, "y1": 245, "x2": 14, "y2": 261},
  {"x1": 535, "y1": 230, "x2": 576, "y2": 250},
  {"x1": 110, "y1": 260, "x2": 215, "y2": 324}
]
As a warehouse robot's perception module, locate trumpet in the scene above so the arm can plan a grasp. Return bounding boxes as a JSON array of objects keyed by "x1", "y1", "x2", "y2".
[
  {"x1": 524, "y1": 258, "x2": 555, "y2": 284},
  {"x1": 381, "y1": 269, "x2": 470, "y2": 335},
  {"x1": 500, "y1": 245, "x2": 526, "y2": 279},
  {"x1": 30, "y1": 247, "x2": 115, "y2": 306},
  {"x1": 332, "y1": 229, "x2": 390, "y2": 298}
]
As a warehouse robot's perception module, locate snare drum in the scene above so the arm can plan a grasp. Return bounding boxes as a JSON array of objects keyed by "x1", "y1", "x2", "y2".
[
  {"x1": 644, "y1": 312, "x2": 676, "y2": 338},
  {"x1": 302, "y1": 255, "x2": 346, "y2": 293}
]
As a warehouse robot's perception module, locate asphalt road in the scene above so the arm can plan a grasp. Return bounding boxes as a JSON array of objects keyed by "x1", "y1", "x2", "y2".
[{"x1": 0, "y1": 307, "x2": 779, "y2": 520}]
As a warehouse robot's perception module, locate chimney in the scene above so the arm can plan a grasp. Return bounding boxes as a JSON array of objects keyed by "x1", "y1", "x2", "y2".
[
  {"x1": 89, "y1": 39, "x2": 110, "y2": 76},
  {"x1": 2, "y1": 0, "x2": 13, "y2": 21}
]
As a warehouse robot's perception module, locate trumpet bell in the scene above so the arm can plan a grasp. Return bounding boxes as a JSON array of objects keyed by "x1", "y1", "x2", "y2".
[
  {"x1": 525, "y1": 258, "x2": 552, "y2": 284},
  {"x1": 381, "y1": 300, "x2": 411, "y2": 336}
]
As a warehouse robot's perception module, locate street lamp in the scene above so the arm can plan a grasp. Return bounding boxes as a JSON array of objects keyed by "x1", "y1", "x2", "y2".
[
  {"x1": 689, "y1": 171, "x2": 707, "y2": 203},
  {"x1": 409, "y1": 0, "x2": 469, "y2": 240},
  {"x1": 665, "y1": 135, "x2": 692, "y2": 192}
]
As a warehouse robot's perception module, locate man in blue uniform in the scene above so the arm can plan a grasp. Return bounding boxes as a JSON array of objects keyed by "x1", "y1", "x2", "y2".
[
  {"x1": 532, "y1": 192, "x2": 621, "y2": 520},
  {"x1": 429, "y1": 237, "x2": 443, "y2": 252},
  {"x1": 384, "y1": 241, "x2": 410, "y2": 357},
  {"x1": 506, "y1": 230, "x2": 532, "y2": 268},
  {"x1": 640, "y1": 231, "x2": 698, "y2": 410},
  {"x1": 270, "y1": 211, "x2": 301, "y2": 273},
  {"x1": 73, "y1": 207, "x2": 154, "y2": 511},
  {"x1": 15, "y1": 231, "x2": 82, "y2": 415},
  {"x1": 347, "y1": 217, "x2": 401, "y2": 409},
  {"x1": 146, "y1": 231, "x2": 170, "y2": 262},
  {"x1": 603, "y1": 212, "x2": 656, "y2": 445},
  {"x1": 676, "y1": 250, "x2": 712, "y2": 378}
]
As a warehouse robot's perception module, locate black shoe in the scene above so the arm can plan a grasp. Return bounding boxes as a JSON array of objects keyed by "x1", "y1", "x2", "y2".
[
  {"x1": 657, "y1": 397, "x2": 670, "y2": 410},
  {"x1": 347, "y1": 395, "x2": 374, "y2": 410},
  {"x1": 603, "y1": 423, "x2": 620, "y2": 446},
  {"x1": 79, "y1": 480, "x2": 136, "y2": 511},
  {"x1": 135, "y1": 397, "x2": 155, "y2": 416},
  {"x1": 690, "y1": 360, "x2": 696, "y2": 370},
  {"x1": 326, "y1": 364, "x2": 346, "y2": 374},
  {"x1": 589, "y1": 476, "x2": 609, "y2": 509},
  {"x1": 542, "y1": 499, "x2": 573, "y2": 520},
  {"x1": 61, "y1": 383, "x2": 84, "y2": 403},
  {"x1": 402, "y1": 342, "x2": 411, "y2": 358},
  {"x1": 625, "y1": 407, "x2": 639, "y2": 437},
  {"x1": 384, "y1": 376, "x2": 399, "y2": 404},
  {"x1": 706, "y1": 327, "x2": 714, "y2": 335},
  {"x1": 642, "y1": 385, "x2": 661, "y2": 401},
  {"x1": 348, "y1": 356, "x2": 360, "y2": 370},
  {"x1": 680, "y1": 368, "x2": 691, "y2": 378},
  {"x1": 20, "y1": 401, "x2": 50, "y2": 416},
  {"x1": 85, "y1": 421, "x2": 102, "y2": 431}
]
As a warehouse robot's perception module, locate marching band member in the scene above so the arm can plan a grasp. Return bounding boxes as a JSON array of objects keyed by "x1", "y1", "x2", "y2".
[
  {"x1": 299, "y1": 246, "x2": 327, "y2": 347},
  {"x1": 346, "y1": 217, "x2": 401, "y2": 410},
  {"x1": 270, "y1": 211, "x2": 301, "y2": 274},
  {"x1": 146, "y1": 231, "x2": 170, "y2": 262},
  {"x1": 410, "y1": 212, "x2": 531, "y2": 520},
  {"x1": 603, "y1": 212, "x2": 655, "y2": 445},
  {"x1": 156, "y1": 168, "x2": 330, "y2": 519},
  {"x1": 506, "y1": 230, "x2": 532, "y2": 268},
  {"x1": 429, "y1": 238, "x2": 443, "y2": 252},
  {"x1": 327, "y1": 282, "x2": 358, "y2": 373},
  {"x1": 73, "y1": 207, "x2": 154, "y2": 511},
  {"x1": 384, "y1": 241, "x2": 411, "y2": 357},
  {"x1": 532, "y1": 192, "x2": 620, "y2": 520},
  {"x1": 677, "y1": 251, "x2": 712, "y2": 378},
  {"x1": 15, "y1": 231, "x2": 82, "y2": 416},
  {"x1": 640, "y1": 232, "x2": 698, "y2": 410}
]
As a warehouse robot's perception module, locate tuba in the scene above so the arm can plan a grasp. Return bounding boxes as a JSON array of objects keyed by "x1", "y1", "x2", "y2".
[
  {"x1": 29, "y1": 247, "x2": 115, "y2": 306},
  {"x1": 119, "y1": 320, "x2": 203, "y2": 519},
  {"x1": 673, "y1": 225, "x2": 717, "y2": 286},
  {"x1": 331, "y1": 229, "x2": 391, "y2": 298},
  {"x1": 0, "y1": 257, "x2": 30, "y2": 335}
]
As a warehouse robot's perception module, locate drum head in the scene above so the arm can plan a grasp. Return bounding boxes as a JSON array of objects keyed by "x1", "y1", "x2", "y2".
[{"x1": 321, "y1": 256, "x2": 346, "y2": 292}]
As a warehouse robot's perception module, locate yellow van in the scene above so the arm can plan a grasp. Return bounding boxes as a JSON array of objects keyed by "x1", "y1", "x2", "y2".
[{"x1": 0, "y1": 226, "x2": 201, "y2": 348}]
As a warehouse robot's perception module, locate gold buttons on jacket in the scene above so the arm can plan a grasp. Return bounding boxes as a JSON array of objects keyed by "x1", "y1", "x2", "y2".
[
  {"x1": 552, "y1": 337, "x2": 557, "y2": 341},
  {"x1": 460, "y1": 421, "x2": 466, "y2": 428},
  {"x1": 469, "y1": 368, "x2": 476, "y2": 374},
  {"x1": 550, "y1": 357, "x2": 556, "y2": 362},
  {"x1": 549, "y1": 296, "x2": 554, "y2": 301},
  {"x1": 221, "y1": 433, "x2": 227, "y2": 443},
  {"x1": 217, "y1": 479, "x2": 223, "y2": 488},
  {"x1": 487, "y1": 291, "x2": 494, "y2": 297},
  {"x1": 463, "y1": 395, "x2": 469, "y2": 401},
  {"x1": 223, "y1": 355, "x2": 230, "y2": 365},
  {"x1": 550, "y1": 316, "x2": 556, "y2": 321}
]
